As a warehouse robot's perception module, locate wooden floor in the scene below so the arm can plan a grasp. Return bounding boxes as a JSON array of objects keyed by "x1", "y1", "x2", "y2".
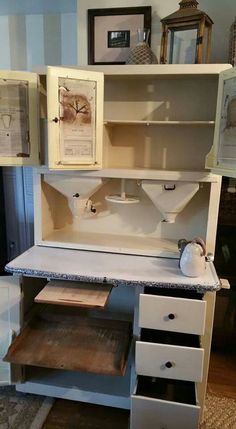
[
  {"x1": 42, "y1": 400, "x2": 129, "y2": 429},
  {"x1": 207, "y1": 345, "x2": 236, "y2": 399},
  {"x1": 42, "y1": 346, "x2": 236, "y2": 429}
]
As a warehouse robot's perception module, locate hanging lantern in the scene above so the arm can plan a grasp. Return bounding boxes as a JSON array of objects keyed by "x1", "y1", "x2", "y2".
[{"x1": 160, "y1": 0, "x2": 213, "y2": 64}]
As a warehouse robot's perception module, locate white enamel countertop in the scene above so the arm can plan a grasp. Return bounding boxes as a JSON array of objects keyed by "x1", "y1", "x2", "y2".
[{"x1": 6, "y1": 246, "x2": 220, "y2": 292}]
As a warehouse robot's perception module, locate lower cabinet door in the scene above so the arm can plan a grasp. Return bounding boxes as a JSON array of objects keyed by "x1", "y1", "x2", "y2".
[{"x1": 130, "y1": 376, "x2": 200, "y2": 429}]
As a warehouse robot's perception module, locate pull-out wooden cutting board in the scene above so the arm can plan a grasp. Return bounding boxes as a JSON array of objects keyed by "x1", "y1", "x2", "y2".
[{"x1": 34, "y1": 280, "x2": 113, "y2": 308}]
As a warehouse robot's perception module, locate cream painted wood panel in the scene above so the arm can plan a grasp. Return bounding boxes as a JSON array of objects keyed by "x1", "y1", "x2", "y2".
[
  {"x1": 131, "y1": 395, "x2": 200, "y2": 429},
  {"x1": 0, "y1": 70, "x2": 39, "y2": 166},
  {"x1": 206, "y1": 67, "x2": 236, "y2": 178},
  {"x1": 0, "y1": 276, "x2": 21, "y2": 385},
  {"x1": 136, "y1": 341, "x2": 204, "y2": 382},
  {"x1": 47, "y1": 66, "x2": 104, "y2": 170},
  {"x1": 139, "y1": 294, "x2": 207, "y2": 335}
]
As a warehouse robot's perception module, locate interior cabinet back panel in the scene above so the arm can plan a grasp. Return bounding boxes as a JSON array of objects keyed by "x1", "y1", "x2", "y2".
[
  {"x1": 104, "y1": 77, "x2": 218, "y2": 122},
  {"x1": 104, "y1": 124, "x2": 214, "y2": 170}
]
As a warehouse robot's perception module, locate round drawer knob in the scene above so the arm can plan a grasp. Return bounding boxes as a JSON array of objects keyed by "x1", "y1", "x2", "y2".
[
  {"x1": 165, "y1": 361, "x2": 173, "y2": 369},
  {"x1": 168, "y1": 313, "x2": 175, "y2": 320},
  {"x1": 53, "y1": 117, "x2": 59, "y2": 123}
]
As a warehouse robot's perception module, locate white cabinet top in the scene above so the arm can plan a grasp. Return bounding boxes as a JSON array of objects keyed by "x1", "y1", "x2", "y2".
[
  {"x1": 34, "y1": 64, "x2": 231, "y2": 77},
  {"x1": 6, "y1": 246, "x2": 220, "y2": 292}
]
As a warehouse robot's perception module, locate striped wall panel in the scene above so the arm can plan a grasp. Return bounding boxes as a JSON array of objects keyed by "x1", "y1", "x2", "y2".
[{"x1": 0, "y1": 12, "x2": 77, "y2": 71}]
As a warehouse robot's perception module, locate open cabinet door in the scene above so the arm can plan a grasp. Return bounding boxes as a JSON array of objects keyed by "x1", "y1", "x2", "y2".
[
  {"x1": 47, "y1": 66, "x2": 104, "y2": 170},
  {"x1": 0, "y1": 276, "x2": 21, "y2": 385},
  {"x1": 0, "y1": 70, "x2": 40, "y2": 166},
  {"x1": 206, "y1": 67, "x2": 236, "y2": 178}
]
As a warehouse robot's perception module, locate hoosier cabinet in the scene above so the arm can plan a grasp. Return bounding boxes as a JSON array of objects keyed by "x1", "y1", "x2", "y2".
[{"x1": 1, "y1": 64, "x2": 236, "y2": 428}]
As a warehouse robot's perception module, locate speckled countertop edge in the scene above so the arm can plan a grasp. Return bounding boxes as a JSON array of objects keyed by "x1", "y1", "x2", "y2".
[{"x1": 5, "y1": 265, "x2": 221, "y2": 293}]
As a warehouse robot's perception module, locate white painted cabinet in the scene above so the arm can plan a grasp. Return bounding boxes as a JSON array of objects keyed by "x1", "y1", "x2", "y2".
[
  {"x1": 3, "y1": 248, "x2": 219, "y2": 429},
  {"x1": 1, "y1": 64, "x2": 236, "y2": 179},
  {"x1": 1, "y1": 64, "x2": 231, "y2": 428},
  {"x1": 29, "y1": 64, "x2": 236, "y2": 258}
]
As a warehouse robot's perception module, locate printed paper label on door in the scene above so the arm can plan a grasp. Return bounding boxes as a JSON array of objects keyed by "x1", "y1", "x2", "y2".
[
  {"x1": 58, "y1": 78, "x2": 96, "y2": 165},
  {"x1": 218, "y1": 76, "x2": 236, "y2": 166},
  {"x1": 0, "y1": 79, "x2": 30, "y2": 157}
]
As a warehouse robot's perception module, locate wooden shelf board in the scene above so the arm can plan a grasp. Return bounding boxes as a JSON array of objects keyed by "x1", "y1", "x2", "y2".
[
  {"x1": 104, "y1": 120, "x2": 215, "y2": 126},
  {"x1": 41, "y1": 230, "x2": 178, "y2": 259},
  {"x1": 4, "y1": 310, "x2": 132, "y2": 376},
  {"x1": 79, "y1": 64, "x2": 231, "y2": 77},
  {"x1": 38, "y1": 166, "x2": 220, "y2": 182},
  {"x1": 35, "y1": 280, "x2": 112, "y2": 308}
]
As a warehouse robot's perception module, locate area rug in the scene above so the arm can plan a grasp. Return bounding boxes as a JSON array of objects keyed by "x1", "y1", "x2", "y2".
[
  {"x1": 200, "y1": 392, "x2": 236, "y2": 429},
  {"x1": 0, "y1": 386, "x2": 54, "y2": 429}
]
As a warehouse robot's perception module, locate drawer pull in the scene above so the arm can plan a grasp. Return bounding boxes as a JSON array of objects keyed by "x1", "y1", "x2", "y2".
[
  {"x1": 168, "y1": 313, "x2": 175, "y2": 320},
  {"x1": 165, "y1": 361, "x2": 173, "y2": 369}
]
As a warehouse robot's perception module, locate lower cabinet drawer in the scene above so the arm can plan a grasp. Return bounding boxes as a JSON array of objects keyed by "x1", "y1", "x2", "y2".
[
  {"x1": 136, "y1": 341, "x2": 204, "y2": 382},
  {"x1": 139, "y1": 293, "x2": 206, "y2": 335},
  {"x1": 131, "y1": 376, "x2": 200, "y2": 429}
]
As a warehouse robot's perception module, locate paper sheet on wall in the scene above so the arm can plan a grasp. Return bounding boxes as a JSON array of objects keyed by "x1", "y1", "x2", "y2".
[
  {"x1": 58, "y1": 77, "x2": 96, "y2": 164},
  {"x1": 218, "y1": 76, "x2": 236, "y2": 166},
  {"x1": 0, "y1": 79, "x2": 30, "y2": 157}
]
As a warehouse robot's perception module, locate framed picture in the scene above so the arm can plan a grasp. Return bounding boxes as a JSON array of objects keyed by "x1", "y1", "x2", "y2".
[{"x1": 88, "y1": 7, "x2": 152, "y2": 65}]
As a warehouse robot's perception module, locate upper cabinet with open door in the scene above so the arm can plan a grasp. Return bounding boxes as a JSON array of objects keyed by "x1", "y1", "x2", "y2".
[
  {"x1": 206, "y1": 67, "x2": 236, "y2": 178},
  {"x1": 0, "y1": 70, "x2": 39, "y2": 166},
  {"x1": 46, "y1": 67, "x2": 104, "y2": 170}
]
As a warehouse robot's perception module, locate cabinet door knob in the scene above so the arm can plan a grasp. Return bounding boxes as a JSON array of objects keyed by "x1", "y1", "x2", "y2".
[
  {"x1": 165, "y1": 361, "x2": 173, "y2": 369},
  {"x1": 52, "y1": 117, "x2": 59, "y2": 123},
  {"x1": 168, "y1": 313, "x2": 175, "y2": 320}
]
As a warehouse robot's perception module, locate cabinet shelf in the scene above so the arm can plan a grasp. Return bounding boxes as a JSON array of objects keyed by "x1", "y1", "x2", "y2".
[
  {"x1": 52, "y1": 168, "x2": 219, "y2": 182},
  {"x1": 41, "y1": 231, "x2": 178, "y2": 259},
  {"x1": 104, "y1": 120, "x2": 215, "y2": 126}
]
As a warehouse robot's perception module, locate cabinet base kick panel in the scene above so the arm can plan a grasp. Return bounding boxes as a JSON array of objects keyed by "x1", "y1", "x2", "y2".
[
  {"x1": 4, "y1": 310, "x2": 132, "y2": 376},
  {"x1": 16, "y1": 365, "x2": 132, "y2": 409}
]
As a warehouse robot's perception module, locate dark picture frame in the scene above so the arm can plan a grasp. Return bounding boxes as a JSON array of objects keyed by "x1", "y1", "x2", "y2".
[{"x1": 88, "y1": 6, "x2": 152, "y2": 65}]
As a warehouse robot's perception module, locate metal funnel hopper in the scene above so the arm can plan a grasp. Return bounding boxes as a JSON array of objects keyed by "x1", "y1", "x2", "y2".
[
  {"x1": 142, "y1": 181, "x2": 199, "y2": 223},
  {"x1": 44, "y1": 175, "x2": 104, "y2": 220}
]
